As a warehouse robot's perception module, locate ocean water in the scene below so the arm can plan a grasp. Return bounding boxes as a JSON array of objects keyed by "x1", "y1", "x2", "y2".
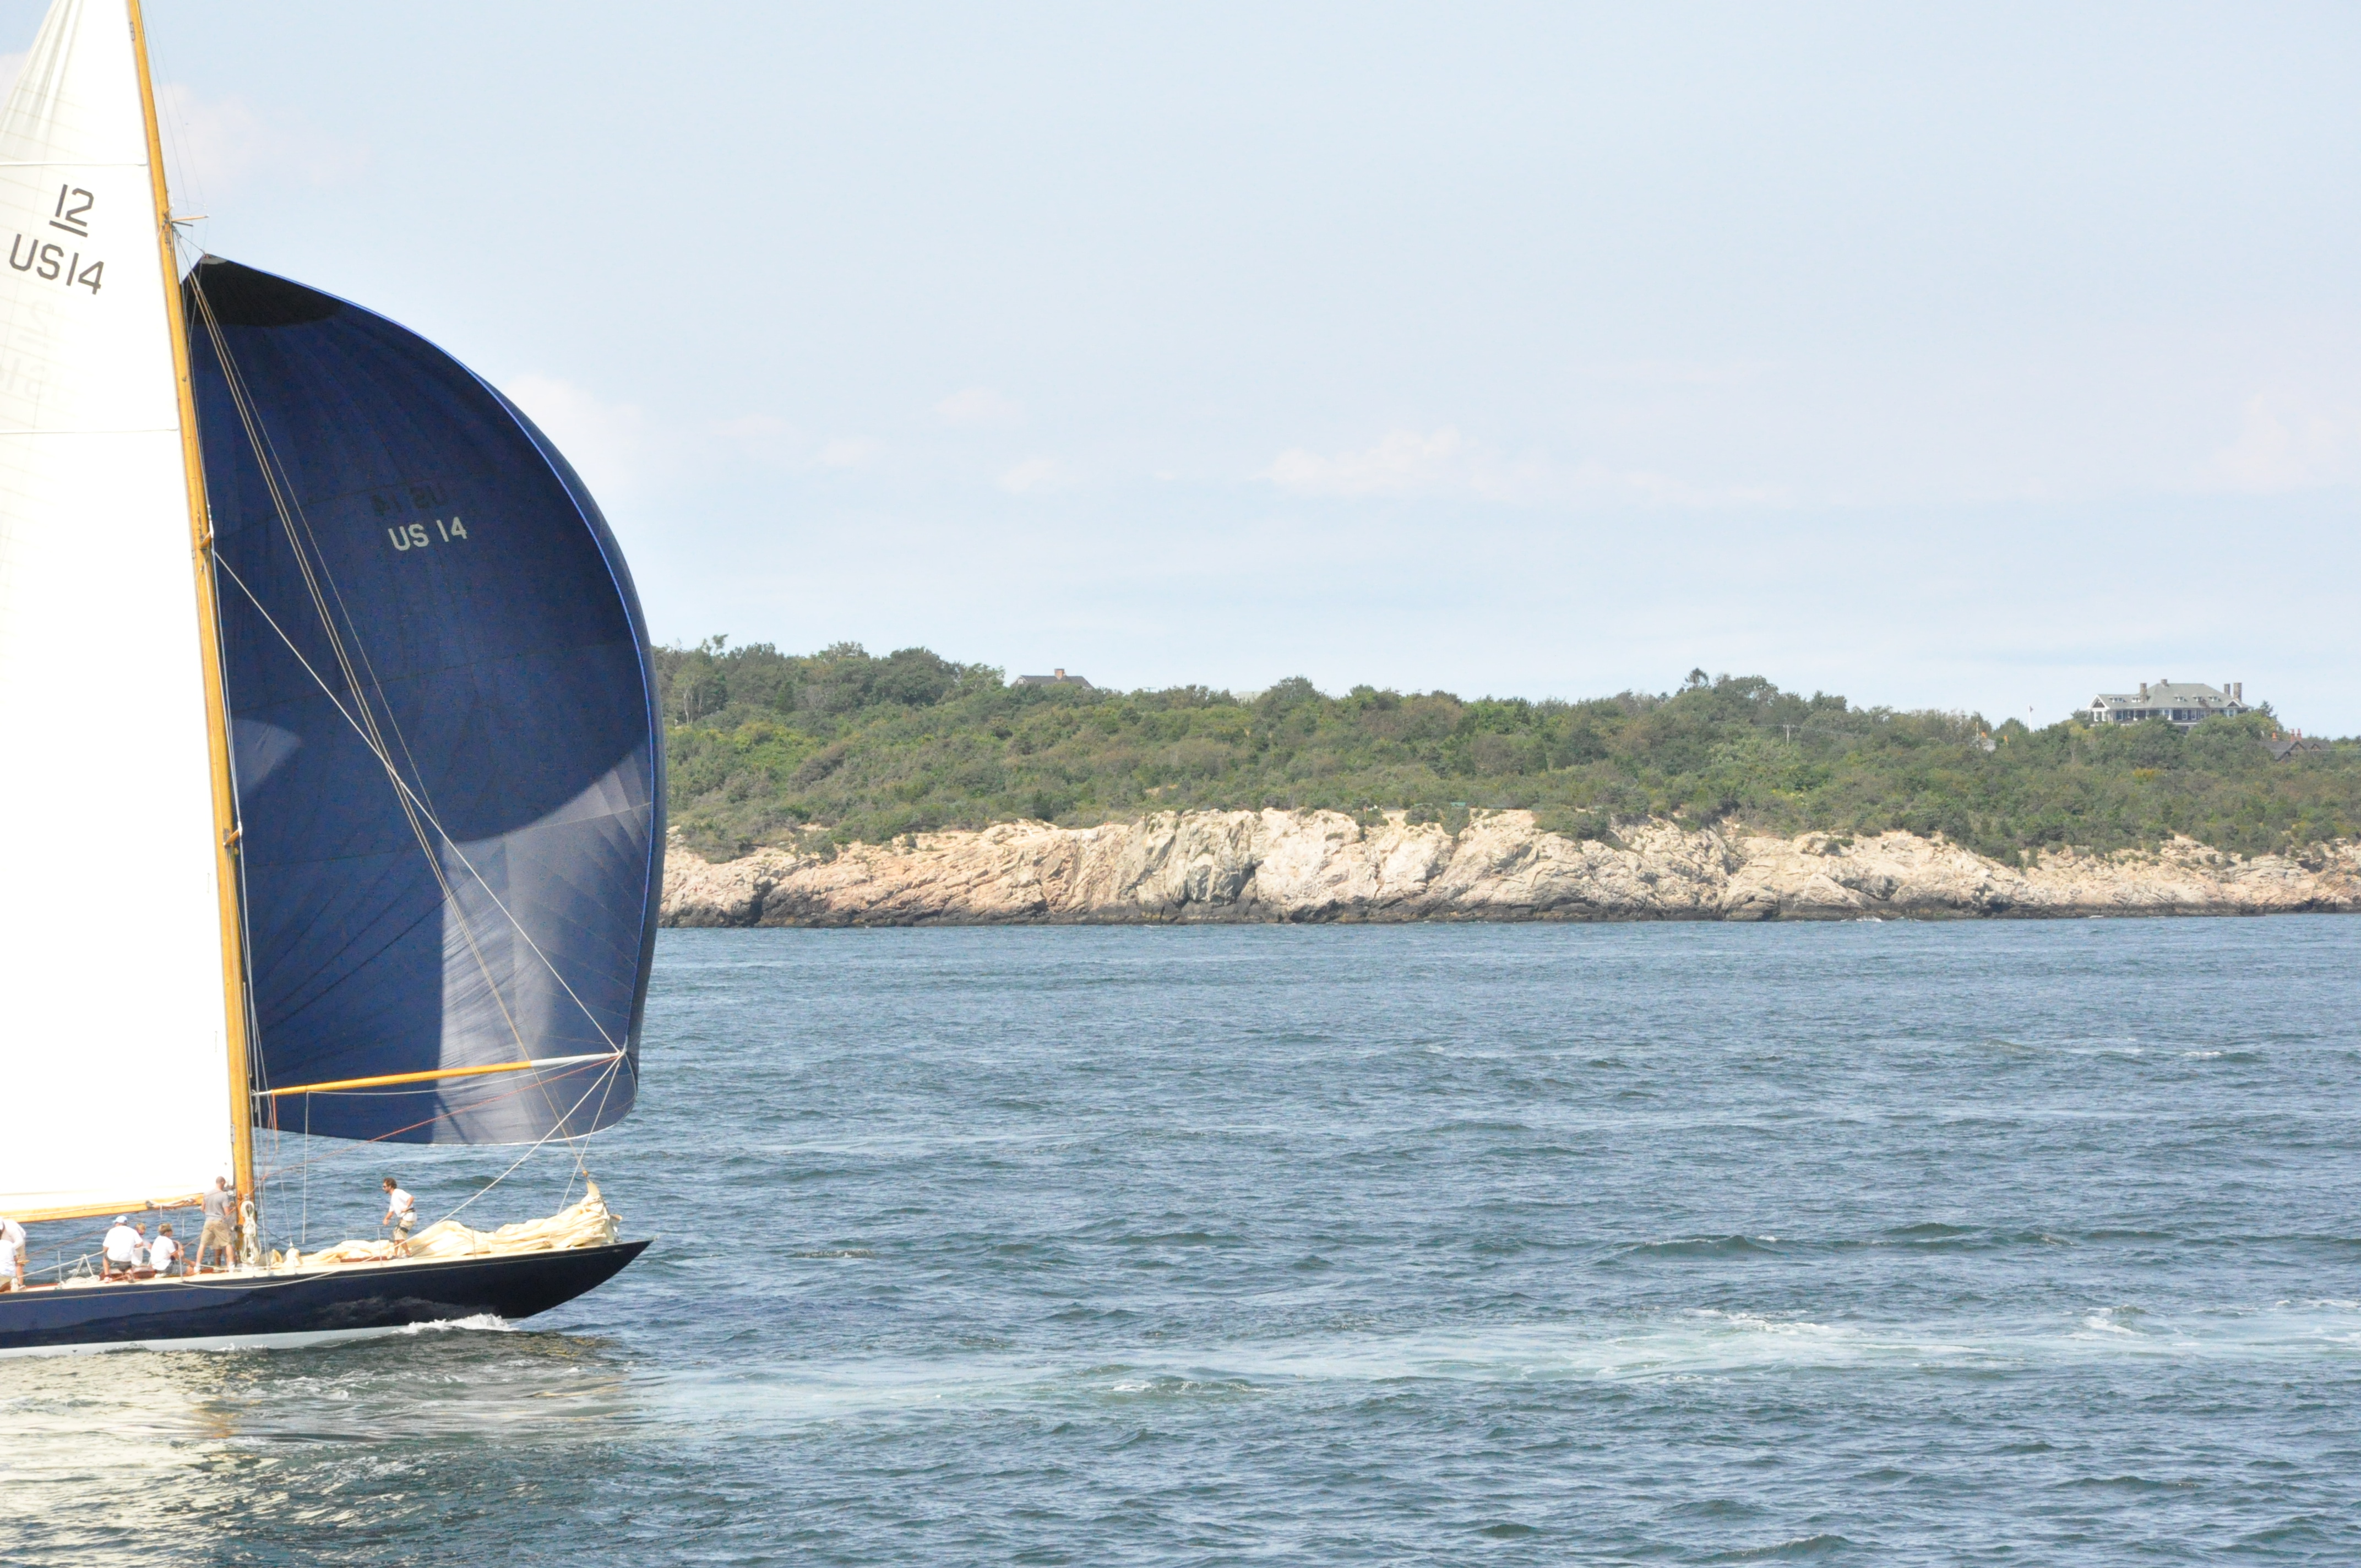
[{"x1": 6, "y1": 917, "x2": 2361, "y2": 1564}]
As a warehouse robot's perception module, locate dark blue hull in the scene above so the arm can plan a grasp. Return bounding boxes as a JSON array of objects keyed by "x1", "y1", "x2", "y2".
[{"x1": 0, "y1": 1240, "x2": 648, "y2": 1354}]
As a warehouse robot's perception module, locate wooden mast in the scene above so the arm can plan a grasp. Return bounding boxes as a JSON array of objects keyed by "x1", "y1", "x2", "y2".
[{"x1": 127, "y1": 0, "x2": 259, "y2": 1217}]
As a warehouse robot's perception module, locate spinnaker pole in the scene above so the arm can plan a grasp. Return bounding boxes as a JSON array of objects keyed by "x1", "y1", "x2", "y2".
[{"x1": 127, "y1": 0, "x2": 259, "y2": 1216}]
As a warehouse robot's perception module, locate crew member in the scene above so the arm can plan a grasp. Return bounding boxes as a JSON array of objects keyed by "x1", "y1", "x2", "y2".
[
  {"x1": 101, "y1": 1216, "x2": 140, "y2": 1280},
  {"x1": 382, "y1": 1178, "x2": 418, "y2": 1257},
  {"x1": 196, "y1": 1178, "x2": 237, "y2": 1272},
  {"x1": 0, "y1": 1211, "x2": 22, "y2": 1292},
  {"x1": 149, "y1": 1223, "x2": 182, "y2": 1279}
]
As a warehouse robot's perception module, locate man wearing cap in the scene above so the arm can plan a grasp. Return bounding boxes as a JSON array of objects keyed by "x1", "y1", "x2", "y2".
[
  {"x1": 102, "y1": 1216, "x2": 140, "y2": 1280},
  {"x1": 196, "y1": 1177, "x2": 237, "y2": 1273}
]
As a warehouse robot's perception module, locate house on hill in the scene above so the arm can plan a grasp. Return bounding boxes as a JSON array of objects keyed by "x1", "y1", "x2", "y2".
[
  {"x1": 1015, "y1": 668, "x2": 1093, "y2": 690},
  {"x1": 2262, "y1": 734, "x2": 2329, "y2": 761},
  {"x1": 2082, "y1": 680, "x2": 2248, "y2": 729}
]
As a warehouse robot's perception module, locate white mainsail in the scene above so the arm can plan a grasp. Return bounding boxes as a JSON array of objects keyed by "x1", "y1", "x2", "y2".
[{"x1": 0, "y1": 0, "x2": 233, "y2": 1217}]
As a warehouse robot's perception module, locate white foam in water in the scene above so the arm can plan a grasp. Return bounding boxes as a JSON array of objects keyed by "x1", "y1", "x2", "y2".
[
  {"x1": 645, "y1": 1298, "x2": 2361, "y2": 1430},
  {"x1": 394, "y1": 1314, "x2": 514, "y2": 1337}
]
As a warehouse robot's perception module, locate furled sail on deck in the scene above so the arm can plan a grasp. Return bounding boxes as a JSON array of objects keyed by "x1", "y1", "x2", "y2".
[
  {"x1": 184, "y1": 258, "x2": 662, "y2": 1145},
  {"x1": 0, "y1": 0, "x2": 236, "y2": 1217}
]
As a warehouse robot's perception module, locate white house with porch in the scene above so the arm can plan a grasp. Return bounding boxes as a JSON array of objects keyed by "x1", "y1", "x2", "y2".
[{"x1": 2081, "y1": 680, "x2": 2249, "y2": 729}]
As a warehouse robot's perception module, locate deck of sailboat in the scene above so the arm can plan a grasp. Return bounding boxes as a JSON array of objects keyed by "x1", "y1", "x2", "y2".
[{"x1": 0, "y1": 1239, "x2": 648, "y2": 1356}]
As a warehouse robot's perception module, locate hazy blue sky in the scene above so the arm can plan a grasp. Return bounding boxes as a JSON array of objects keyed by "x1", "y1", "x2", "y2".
[{"x1": 14, "y1": 2, "x2": 2358, "y2": 726}]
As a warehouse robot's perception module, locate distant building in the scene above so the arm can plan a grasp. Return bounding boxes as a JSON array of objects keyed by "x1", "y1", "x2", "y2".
[
  {"x1": 1015, "y1": 668, "x2": 1093, "y2": 689},
  {"x1": 2082, "y1": 679, "x2": 2249, "y2": 729},
  {"x1": 2263, "y1": 735, "x2": 2329, "y2": 761}
]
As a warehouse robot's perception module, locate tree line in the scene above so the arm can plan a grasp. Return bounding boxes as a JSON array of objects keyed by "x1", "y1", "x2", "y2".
[{"x1": 652, "y1": 640, "x2": 2359, "y2": 865}]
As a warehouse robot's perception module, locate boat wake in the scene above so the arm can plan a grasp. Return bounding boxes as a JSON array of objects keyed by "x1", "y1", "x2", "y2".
[
  {"x1": 391, "y1": 1313, "x2": 514, "y2": 1338},
  {"x1": 643, "y1": 1295, "x2": 2361, "y2": 1427}
]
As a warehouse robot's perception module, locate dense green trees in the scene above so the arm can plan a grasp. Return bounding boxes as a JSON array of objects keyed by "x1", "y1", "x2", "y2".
[{"x1": 652, "y1": 642, "x2": 2360, "y2": 864}]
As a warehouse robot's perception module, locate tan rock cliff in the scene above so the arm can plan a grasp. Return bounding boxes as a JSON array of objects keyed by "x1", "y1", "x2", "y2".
[{"x1": 660, "y1": 810, "x2": 2361, "y2": 927}]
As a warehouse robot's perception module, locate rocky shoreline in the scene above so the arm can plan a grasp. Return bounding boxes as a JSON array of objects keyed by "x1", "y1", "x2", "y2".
[{"x1": 659, "y1": 809, "x2": 2361, "y2": 927}]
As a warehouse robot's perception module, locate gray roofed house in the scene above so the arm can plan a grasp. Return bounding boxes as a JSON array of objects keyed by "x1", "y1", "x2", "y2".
[
  {"x1": 1015, "y1": 668, "x2": 1093, "y2": 689},
  {"x1": 2082, "y1": 680, "x2": 2249, "y2": 729},
  {"x1": 2262, "y1": 735, "x2": 2329, "y2": 761}
]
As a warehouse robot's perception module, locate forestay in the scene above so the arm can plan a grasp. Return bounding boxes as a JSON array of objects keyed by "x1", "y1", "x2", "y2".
[
  {"x1": 0, "y1": 0, "x2": 233, "y2": 1218},
  {"x1": 185, "y1": 259, "x2": 661, "y2": 1146}
]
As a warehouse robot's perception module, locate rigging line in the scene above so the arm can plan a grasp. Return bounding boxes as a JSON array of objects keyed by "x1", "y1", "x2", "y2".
[
  {"x1": 217, "y1": 551, "x2": 630, "y2": 1059},
  {"x1": 188, "y1": 288, "x2": 624, "y2": 1074},
  {"x1": 574, "y1": 1038, "x2": 630, "y2": 1179},
  {"x1": 555, "y1": 1050, "x2": 623, "y2": 1208},
  {"x1": 141, "y1": 25, "x2": 210, "y2": 242},
  {"x1": 253, "y1": 1060, "x2": 621, "y2": 1184},
  {"x1": 429, "y1": 1059, "x2": 623, "y2": 1229},
  {"x1": 186, "y1": 284, "x2": 533, "y2": 1069}
]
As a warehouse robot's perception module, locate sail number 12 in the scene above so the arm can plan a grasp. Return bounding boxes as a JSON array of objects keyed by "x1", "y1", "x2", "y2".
[
  {"x1": 388, "y1": 516, "x2": 469, "y2": 552},
  {"x1": 8, "y1": 184, "x2": 105, "y2": 293}
]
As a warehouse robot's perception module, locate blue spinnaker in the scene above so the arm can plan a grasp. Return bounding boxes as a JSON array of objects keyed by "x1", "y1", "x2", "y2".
[{"x1": 185, "y1": 257, "x2": 661, "y2": 1145}]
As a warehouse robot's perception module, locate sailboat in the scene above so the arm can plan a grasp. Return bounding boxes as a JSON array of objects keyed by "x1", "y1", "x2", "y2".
[{"x1": 0, "y1": 0, "x2": 660, "y2": 1352}]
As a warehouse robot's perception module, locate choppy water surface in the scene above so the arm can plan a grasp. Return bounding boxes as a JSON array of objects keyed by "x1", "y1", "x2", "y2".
[{"x1": 8, "y1": 918, "x2": 2361, "y2": 1564}]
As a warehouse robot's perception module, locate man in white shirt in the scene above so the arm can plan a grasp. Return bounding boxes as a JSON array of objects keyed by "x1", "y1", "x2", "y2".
[
  {"x1": 382, "y1": 1178, "x2": 418, "y2": 1257},
  {"x1": 102, "y1": 1217, "x2": 140, "y2": 1280},
  {"x1": 148, "y1": 1223, "x2": 182, "y2": 1279},
  {"x1": 0, "y1": 1229, "x2": 21, "y2": 1292}
]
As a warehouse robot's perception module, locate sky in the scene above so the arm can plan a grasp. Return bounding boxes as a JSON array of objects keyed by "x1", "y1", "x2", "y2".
[{"x1": 11, "y1": 2, "x2": 2358, "y2": 728}]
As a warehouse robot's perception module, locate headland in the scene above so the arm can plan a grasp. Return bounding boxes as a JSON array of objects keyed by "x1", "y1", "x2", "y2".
[
  {"x1": 661, "y1": 809, "x2": 2361, "y2": 926},
  {"x1": 653, "y1": 640, "x2": 2358, "y2": 924}
]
